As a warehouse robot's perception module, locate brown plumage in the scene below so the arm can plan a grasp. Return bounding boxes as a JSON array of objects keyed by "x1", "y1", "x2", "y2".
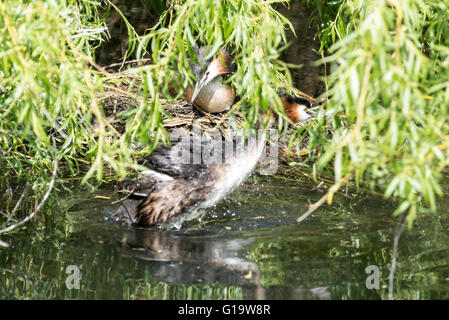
[
  {"x1": 112, "y1": 134, "x2": 262, "y2": 227},
  {"x1": 278, "y1": 89, "x2": 318, "y2": 123},
  {"x1": 136, "y1": 180, "x2": 204, "y2": 226},
  {"x1": 213, "y1": 49, "x2": 233, "y2": 75}
]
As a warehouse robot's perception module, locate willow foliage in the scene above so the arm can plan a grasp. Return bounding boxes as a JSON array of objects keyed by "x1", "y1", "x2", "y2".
[
  {"x1": 305, "y1": 0, "x2": 449, "y2": 226},
  {"x1": 0, "y1": 0, "x2": 293, "y2": 184},
  {"x1": 0, "y1": 0, "x2": 116, "y2": 187},
  {"x1": 1, "y1": 0, "x2": 449, "y2": 227},
  {"x1": 120, "y1": 0, "x2": 294, "y2": 157}
]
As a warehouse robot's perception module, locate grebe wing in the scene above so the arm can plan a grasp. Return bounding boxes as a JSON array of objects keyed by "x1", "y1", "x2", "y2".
[
  {"x1": 141, "y1": 135, "x2": 225, "y2": 180},
  {"x1": 113, "y1": 133, "x2": 244, "y2": 226},
  {"x1": 114, "y1": 172, "x2": 209, "y2": 226},
  {"x1": 111, "y1": 170, "x2": 172, "y2": 224}
]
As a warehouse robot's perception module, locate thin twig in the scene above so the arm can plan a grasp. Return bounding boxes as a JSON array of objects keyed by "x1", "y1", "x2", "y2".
[
  {"x1": 354, "y1": 62, "x2": 373, "y2": 139},
  {"x1": 5, "y1": 175, "x2": 12, "y2": 199},
  {"x1": 104, "y1": 58, "x2": 152, "y2": 70},
  {"x1": 111, "y1": 186, "x2": 137, "y2": 204},
  {"x1": 71, "y1": 27, "x2": 108, "y2": 39},
  {"x1": 212, "y1": 102, "x2": 242, "y2": 130},
  {"x1": 0, "y1": 240, "x2": 9, "y2": 248},
  {"x1": 297, "y1": 173, "x2": 352, "y2": 223},
  {"x1": 87, "y1": 59, "x2": 111, "y2": 77},
  {"x1": 7, "y1": 183, "x2": 30, "y2": 223},
  {"x1": 41, "y1": 106, "x2": 68, "y2": 139},
  {"x1": 388, "y1": 214, "x2": 408, "y2": 300},
  {"x1": 311, "y1": 181, "x2": 324, "y2": 191},
  {"x1": 194, "y1": 103, "x2": 219, "y2": 125},
  {"x1": 321, "y1": 50, "x2": 329, "y2": 94},
  {"x1": 0, "y1": 156, "x2": 58, "y2": 234}
]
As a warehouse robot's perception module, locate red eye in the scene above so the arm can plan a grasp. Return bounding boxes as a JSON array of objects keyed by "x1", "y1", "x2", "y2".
[{"x1": 205, "y1": 71, "x2": 210, "y2": 76}]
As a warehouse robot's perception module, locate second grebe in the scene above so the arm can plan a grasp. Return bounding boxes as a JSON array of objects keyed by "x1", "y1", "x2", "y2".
[
  {"x1": 112, "y1": 48, "x2": 317, "y2": 227},
  {"x1": 184, "y1": 47, "x2": 235, "y2": 113}
]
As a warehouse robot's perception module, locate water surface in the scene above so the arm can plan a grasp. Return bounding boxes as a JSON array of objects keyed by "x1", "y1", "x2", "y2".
[{"x1": 1, "y1": 174, "x2": 449, "y2": 299}]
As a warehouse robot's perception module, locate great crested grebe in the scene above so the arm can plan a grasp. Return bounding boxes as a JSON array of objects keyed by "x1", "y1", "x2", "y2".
[
  {"x1": 112, "y1": 47, "x2": 317, "y2": 227},
  {"x1": 184, "y1": 46, "x2": 235, "y2": 113}
]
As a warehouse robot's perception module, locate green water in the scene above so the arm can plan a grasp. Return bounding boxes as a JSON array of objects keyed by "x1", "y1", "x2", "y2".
[{"x1": 1, "y1": 174, "x2": 449, "y2": 299}]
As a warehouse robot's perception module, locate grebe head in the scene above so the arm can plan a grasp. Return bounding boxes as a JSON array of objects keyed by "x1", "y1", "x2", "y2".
[
  {"x1": 278, "y1": 89, "x2": 317, "y2": 123},
  {"x1": 190, "y1": 48, "x2": 234, "y2": 106}
]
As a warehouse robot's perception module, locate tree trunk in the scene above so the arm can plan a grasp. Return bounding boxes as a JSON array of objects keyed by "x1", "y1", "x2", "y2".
[{"x1": 277, "y1": 0, "x2": 326, "y2": 97}]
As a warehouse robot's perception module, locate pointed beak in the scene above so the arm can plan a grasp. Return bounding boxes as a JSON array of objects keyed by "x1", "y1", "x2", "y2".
[
  {"x1": 191, "y1": 74, "x2": 209, "y2": 103},
  {"x1": 190, "y1": 82, "x2": 202, "y2": 103}
]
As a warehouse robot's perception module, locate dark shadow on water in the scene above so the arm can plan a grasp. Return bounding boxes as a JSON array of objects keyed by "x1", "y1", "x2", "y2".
[{"x1": 117, "y1": 225, "x2": 331, "y2": 299}]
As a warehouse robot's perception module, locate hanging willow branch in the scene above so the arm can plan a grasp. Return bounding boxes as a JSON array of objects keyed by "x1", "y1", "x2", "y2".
[
  {"x1": 0, "y1": 156, "x2": 58, "y2": 235},
  {"x1": 302, "y1": 0, "x2": 449, "y2": 226},
  {"x1": 297, "y1": 173, "x2": 353, "y2": 223}
]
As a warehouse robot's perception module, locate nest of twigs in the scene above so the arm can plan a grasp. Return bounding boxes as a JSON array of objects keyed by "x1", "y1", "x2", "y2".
[{"x1": 99, "y1": 67, "x2": 312, "y2": 170}]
